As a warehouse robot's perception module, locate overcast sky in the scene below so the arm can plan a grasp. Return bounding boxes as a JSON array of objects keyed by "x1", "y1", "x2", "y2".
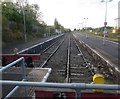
[{"x1": 28, "y1": 0, "x2": 118, "y2": 30}]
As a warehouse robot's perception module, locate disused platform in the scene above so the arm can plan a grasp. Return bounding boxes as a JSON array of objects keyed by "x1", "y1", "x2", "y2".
[{"x1": 2, "y1": 67, "x2": 51, "y2": 98}]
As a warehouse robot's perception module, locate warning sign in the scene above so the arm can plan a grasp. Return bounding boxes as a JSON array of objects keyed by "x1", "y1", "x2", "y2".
[
  {"x1": 103, "y1": 30, "x2": 107, "y2": 35},
  {"x1": 104, "y1": 22, "x2": 107, "y2": 25}
]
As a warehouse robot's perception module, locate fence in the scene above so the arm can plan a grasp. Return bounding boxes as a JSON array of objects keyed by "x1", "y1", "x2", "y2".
[{"x1": 0, "y1": 57, "x2": 27, "y2": 98}]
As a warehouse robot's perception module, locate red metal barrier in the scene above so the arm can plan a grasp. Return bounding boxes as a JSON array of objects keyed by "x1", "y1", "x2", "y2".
[
  {"x1": 35, "y1": 91, "x2": 120, "y2": 99},
  {"x1": 1, "y1": 54, "x2": 40, "y2": 61},
  {"x1": 1, "y1": 54, "x2": 41, "y2": 66}
]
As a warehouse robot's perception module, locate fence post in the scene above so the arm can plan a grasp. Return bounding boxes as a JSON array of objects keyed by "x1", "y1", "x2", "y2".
[
  {"x1": 21, "y1": 58, "x2": 27, "y2": 97},
  {"x1": 75, "y1": 89, "x2": 81, "y2": 99},
  {"x1": 22, "y1": 58, "x2": 26, "y2": 80}
]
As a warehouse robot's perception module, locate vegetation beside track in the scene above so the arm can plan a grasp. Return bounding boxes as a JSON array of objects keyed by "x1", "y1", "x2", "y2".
[
  {"x1": 77, "y1": 27, "x2": 120, "y2": 42},
  {"x1": 1, "y1": 2, "x2": 71, "y2": 48}
]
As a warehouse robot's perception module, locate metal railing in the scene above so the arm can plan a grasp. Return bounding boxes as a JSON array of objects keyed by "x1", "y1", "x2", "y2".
[
  {"x1": 0, "y1": 57, "x2": 27, "y2": 98},
  {"x1": 0, "y1": 57, "x2": 120, "y2": 99},
  {"x1": 1, "y1": 80, "x2": 120, "y2": 99}
]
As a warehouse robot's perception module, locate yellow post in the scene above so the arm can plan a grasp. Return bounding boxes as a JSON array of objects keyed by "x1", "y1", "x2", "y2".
[{"x1": 93, "y1": 74, "x2": 105, "y2": 92}]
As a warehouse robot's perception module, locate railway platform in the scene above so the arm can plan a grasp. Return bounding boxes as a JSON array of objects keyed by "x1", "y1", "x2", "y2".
[{"x1": 2, "y1": 34, "x2": 63, "y2": 54}]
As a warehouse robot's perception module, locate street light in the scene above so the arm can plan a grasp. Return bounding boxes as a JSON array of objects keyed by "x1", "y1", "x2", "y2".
[
  {"x1": 79, "y1": 23, "x2": 83, "y2": 32},
  {"x1": 17, "y1": 0, "x2": 28, "y2": 42},
  {"x1": 83, "y1": 18, "x2": 88, "y2": 38},
  {"x1": 101, "y1": 0, "x2": 113, "y2": 45},
  {"x1": 23, "y1": 8, "x2": 27, "y2": 42}
]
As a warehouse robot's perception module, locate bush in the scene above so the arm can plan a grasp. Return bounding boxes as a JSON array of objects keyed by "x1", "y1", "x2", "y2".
[{"x1": 2, "y1": 27, "x2": 13, "y2": 42}]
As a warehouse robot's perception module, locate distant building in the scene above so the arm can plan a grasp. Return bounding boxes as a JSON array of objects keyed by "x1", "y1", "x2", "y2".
[
  {"x1": 55, "y1": 29, "x2": 62, "y2": 34},
  {"x1": 113, "y1": 17, "x2": 120, "y2": 33},
  {"x1": 112, "y1": 2, "x2": 120, "y2": 33}
]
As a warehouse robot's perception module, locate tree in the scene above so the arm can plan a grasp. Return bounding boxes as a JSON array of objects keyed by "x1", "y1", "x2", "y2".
[
  {"x1": 54, "y1": 18, "x2": 60, "y2": 30},
  {"x1": 2, "y1": 1, "x2": 45, "y2": 44}
]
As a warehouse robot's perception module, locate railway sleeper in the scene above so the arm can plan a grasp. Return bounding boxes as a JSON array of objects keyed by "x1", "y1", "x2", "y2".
[
  {"x1": 70, "y1": 72, "x2": 91, "y2": 77},
  {"x1": 70, "y1": 70, "x2": 91, "y2": 74},
  {"x1": 70, "y1": 78, "x2": 92, "y2": 83},
  {"x1": 57, "y1": 70, "x2": 66, "y2": 72},
  {"x1": 40, "y1": 57, "x2": 48, "y2": 60},
  {"x1": 70, "y1": 74, "x2": 92, "y2": 78},
  {"x1": 70, "y1": 72, "x2": 91, "y2": 76},
  {"x1": 70, "y1": 66, "x2": 86, "y2": 69},
  {"x1": 70, "y1": 68, "x2": 89, "y2": 72},
  {"x1": 43, "y1": 52, "x2": 53, "y2": 55}
]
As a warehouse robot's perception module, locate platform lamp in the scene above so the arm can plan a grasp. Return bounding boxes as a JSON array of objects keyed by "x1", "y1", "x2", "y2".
[
  {"x1": 17, "y1": 0, "x2": 28, "y2": 42},
  {"x1": 101, "y1": 0, "x2": 113, "y2": 45},
  {"x1": 80, "y1": 23, "x2": 83, "y2": 32},
  {"x1": 83, "y1": 18, "x2": 88, "y2": 38}
]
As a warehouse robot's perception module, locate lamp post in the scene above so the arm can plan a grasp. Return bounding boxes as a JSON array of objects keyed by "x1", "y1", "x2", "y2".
[
  {"x1": 79, "y1": 23, "x2": 83, "y2": 32},
  {"x1": 17, "y1": 0, "x2": 28, "y2": 42},
  {"x1": 23, "y1": 8, "x2": 27, "y2": 42},
  {"x1": 83, "y1": 18, "x2": 88, "y2": 38},
  {"x1": 101, "y1": 0, "x2": 113, "y2": 45}
]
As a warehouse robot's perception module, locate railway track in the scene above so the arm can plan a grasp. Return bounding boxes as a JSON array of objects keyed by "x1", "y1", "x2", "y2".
[
  {"x1": 39, "y1": 35, "x2": 66, "y2": 68},
  {"x1": 2, "y1": 33, "x2": 120, "y2": 98},
  {"x1": 45, "y1": 34, "x2": 69, "y2": 83},
  {"x1": 37, "y1": 33, "x2": 99, "y2": 83},
  {"x1": 3, "y1": 32, "x2": 117, "y2": 84},
  {"x1": 67, "y1": 35, "x2": 95, "y2": 83}
]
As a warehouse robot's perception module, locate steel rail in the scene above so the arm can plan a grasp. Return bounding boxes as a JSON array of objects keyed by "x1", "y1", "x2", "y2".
[
  {"x1": 66, "y1": 37, "x2": 71, "y2": 83},
  {"x1": 72, "y1": 35, "x2": 95, "y2": 76},
  {"x1": 73, "y1": 33, "x2": 120, "y2": 73},
  {"x1": 39, "y1": 35, "x2": 65, "y2": 55},
  {"x1": 39, "y1": 40, "x2": 58, "y2": 55},
  {"x1": 72, "y1": 36, "x2": 87, "y2": 64},
  {"x1": 41, "y1": 38, "x2": 65, "y2": 68}
]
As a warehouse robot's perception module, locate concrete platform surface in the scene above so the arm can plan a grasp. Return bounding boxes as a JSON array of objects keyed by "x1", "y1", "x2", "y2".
[{"x1": 2, "y1": 67, "x2": 51, "y2": 98}]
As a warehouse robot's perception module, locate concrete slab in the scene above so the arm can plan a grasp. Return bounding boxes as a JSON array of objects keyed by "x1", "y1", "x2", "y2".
[{"x1": 2, "y1": 67, "x2": 51, "y2": 98}]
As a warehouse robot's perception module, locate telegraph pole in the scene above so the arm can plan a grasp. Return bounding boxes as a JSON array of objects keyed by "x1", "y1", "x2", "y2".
[{"x1": 83, "y1": 18, "x2": 88, "y2": 38}]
